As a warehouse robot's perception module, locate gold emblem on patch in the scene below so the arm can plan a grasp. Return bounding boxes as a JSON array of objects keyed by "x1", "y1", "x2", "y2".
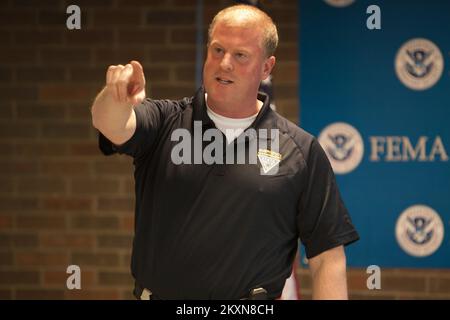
[{"x1": 257, "y1": 149, "x2": 282, "y2": 174}]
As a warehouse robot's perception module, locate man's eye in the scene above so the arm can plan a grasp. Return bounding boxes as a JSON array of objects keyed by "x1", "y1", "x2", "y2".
[
  {"x1": 214, "y1": 47, "x2": 223, "y2": 54},
  {"x1": 236, "y1": 53, "x2": 246, "y2": 59}
]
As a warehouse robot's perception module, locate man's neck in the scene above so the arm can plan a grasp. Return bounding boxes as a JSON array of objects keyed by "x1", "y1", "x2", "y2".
[{"x1": 205, "y1": 94, "x2": 263, "y2": 119}]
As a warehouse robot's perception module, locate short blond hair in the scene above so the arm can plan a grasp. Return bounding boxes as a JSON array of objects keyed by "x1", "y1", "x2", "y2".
[{"x1": 207, "y1": 4, "x2": 278, "y2": 57}]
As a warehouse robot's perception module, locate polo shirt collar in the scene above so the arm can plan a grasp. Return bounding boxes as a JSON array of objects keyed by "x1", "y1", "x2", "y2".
[{"x1": 192, "y1": 87, "x2": 274, "y2": 130}]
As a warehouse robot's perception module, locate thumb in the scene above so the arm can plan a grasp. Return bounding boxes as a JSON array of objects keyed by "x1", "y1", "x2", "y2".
[
  {"x1": 128, "y1": 60, "x2": 146, "y2": 96},
  {"x1": 130, "y1": 60, "x2": 145, "y2": 81}
]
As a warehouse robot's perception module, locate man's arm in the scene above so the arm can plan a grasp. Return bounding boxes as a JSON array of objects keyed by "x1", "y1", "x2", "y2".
[
  {"x1": 308, "y1": 245, "x2": 349, "y2": 300},
  {"x1": 91, "y1": 60, "x2": 146, "y2": 146}
]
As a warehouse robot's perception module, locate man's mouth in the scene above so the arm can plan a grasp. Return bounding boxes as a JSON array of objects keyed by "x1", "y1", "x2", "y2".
[{"x1": 216, "y1": 77, "x2": 234, "y2": 85}]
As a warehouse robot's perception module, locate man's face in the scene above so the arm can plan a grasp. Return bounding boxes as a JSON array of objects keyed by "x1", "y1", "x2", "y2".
[{"x1": 203, "y1": 21, "x2": 274, "y2": 108}]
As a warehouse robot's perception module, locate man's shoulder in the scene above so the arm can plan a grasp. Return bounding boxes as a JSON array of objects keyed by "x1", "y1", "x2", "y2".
[
  {"x1": 270, "y1": 110, "x2": 316, "y2": 149},
  {"x1": 140, "y1": 95, "x2": 194, "y2": 115}
]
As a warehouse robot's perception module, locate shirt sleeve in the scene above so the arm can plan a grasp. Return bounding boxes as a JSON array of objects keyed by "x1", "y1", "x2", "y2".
[
  {"x1": 297, "y1": 138, "x2": 360, "y2": 259},
  {"x1": 98, "y1": 99, "x2": 173, "y2": 160}
]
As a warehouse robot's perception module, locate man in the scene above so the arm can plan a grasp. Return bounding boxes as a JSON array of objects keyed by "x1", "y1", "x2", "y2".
[{"x1": 91, "y1": 4, "x2": 359, "y2": 300}]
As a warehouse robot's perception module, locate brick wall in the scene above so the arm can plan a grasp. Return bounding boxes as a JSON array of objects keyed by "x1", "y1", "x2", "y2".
[{"x1": 0, "y1": 0, "x2": 448, "y2": 300}]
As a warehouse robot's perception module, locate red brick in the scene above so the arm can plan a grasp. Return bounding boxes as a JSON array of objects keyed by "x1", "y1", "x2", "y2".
[
  {"x1": 382, "y1": 275, "x2": 426, "y2": 292},
  {"x1": 98, "y1": 271, "x2": 133, "y2": 286},
  {"x1": 0, "y1": 104, "x2": 13, "y2": 119},
  {"x1": 272, "y1": 62, "x2": 299, "y2": 83},
  {"x1": 0, "y1": 234, "x2": 38, "y2": 248},
  {"x1": 40, "y1": 233, "x2": 95, "y2": 249},
  {"x1": 117, "y1": 0, "x2": 169, "y2": 6},
  {"x1": 40, "y1": 161, "x2": 91, "y2": 176},
  {"x1": 150, "y1": 47, "x2": 196, "y2": 63},
  {"x1": 41, "y1": 196, "x2": 93, "y2": 211},
  {"x1": 169, "y1": 27, "x2": 197, "y2": 44},
  {"x1": 38, "y1": 10, "x2": 67, "y2": 25},
  {"x1": 0, "y1": 289, "x2": 12, "y2": 300},
  {"x1": 65, "y1": 289, "x2": 121, "y2": 300},
  {"x1": 0, "y1": 48, "x2": 37, "y2": 64},
  {"x1": 65, "y1": 0, "x2": 113, "y2": 7},
  {"x1": 121, "y1": 289, "x2": 136, "y2": 300},
  {"x1": 0, "y1": 10, "x2": 36, "y2": 26},
  {"x1": 15, "y1": 142, "x2": 68, "y2": 157},
  {"x1": 70, "y1": 178, "x2": 120, "y2": 194},
  {"x1": 17, "y1": 177, "x2": 67, "y2": 194},
  {"x1": 0, "y1": 178, "x2": 14, "y2": 193},
  {"x1": 121, "y1": 178, "x2": 135, "y2": 194},
  {"x1": 16, "y1": 102, "x2": 65, "y2": 119},
  {"x1": 276, "y1": 44, "x2": 299, "y2": 61},
  {"x1": 347, "y1": 269, "x2": 370, "y2": 291},
  {"x1": 0, "y1": 197, "x2": 38, "y2": 211},
  {"x1": 69, "y1": 142, "x2": 101, "y2": 156},
  {"x1": 70, "y1": 215, "x2": 118, "y2": 230},
  {"x1": 121, "y1": 252, "x2": 132, "y2": 267},
  {"x1": 39, "y1": 84, "x2": 94, "y2": 101},
  {"x1": 16, "y1": 214, "x2": 66, "y2": 229},
  {"x1": 0, "y1": 67, "x2": 12, "y2": 82},
  {"x1": 0, "y1": 214, "x2": 13, "y2": 230},
  {"x1": 93, "y1": 47, "x2": 151, "y2": 65},
  {"x1": 175, "y1": 65, "x2": 196, "y2": 82},
  {"x1": 0, "y1": 86, "x2": 37, "y2": 101},
  {"x1": 0, "y1": 271, "x2": 39, "y2": 285},
  {"x1": 16, "y1": 251, "x2": 69, "y2": 266},
  {"x1": 71, "y1": 252, "x2": 119, "y2": 267},
  {"x1": 14, "y1": 0, "x2": 62, "y2": 8},
  {"x1": 13, "y1": 30, "x2": 63, "y2": 45},
  {"x1": 16, "y1": 289, "x2": 65, "y2": 300},
  {"x1": 94, "y1": 160, "x2": 134, "y2": 175},
  {"x1": 42, "y1": 123, "x2": 91, "y2": 139},
  {"x1": 0, "y1": 30, "x2": 12, "y2": 46},
  {"x1": 151, "y1": 84, "x2": 195, "y2": 100},
  {"x1": 41, "y1": 48, "x2": 91, "y2": 64},
  {"x1": 97, "y1": 234, "x2": 133, "y2": 249},
  {"x1": 272, "y1": 84, "x2": 298, "y2": 99},
  {"x1": 0, "y1": 251, "x2": 13, "y2": 265},
  {"x1": 269, "y1": 8, "x2": 298, "y2": 26},
  {"x1": 93, "y1": 10, "x2": 142, "y2": 26},
  {"x1": 118, "y1": 28, "x2": 167, "y2": 44},
  {"x1": 65, "y1": 29, "x2": 114, "y2": 44},
  {"x1": 68, "y1": 103, "x2": 94, "y2": 119},
  {"x1": 68, "y1": 67, "x2": 106, "y2": 83},
  {"x1": 172, "y1": 0, "x2": 196, "y2": 6},
  {"x1": 44, "y1": 270, "x2": 96, "y2": 286},
  {"x1": 145, "y1": 66, "x2": 171, "y2": 82},
  {"x1": 146, "y1": 9, "x2": 195, "y2": 26},
  {"x1": 16, "y1": 67, "x2": 66, "y2": 83},
  {"x1": 0, "y1": 122, "x2": 39, "y2": 139},
  {"x1": 97, "y1": 197, "x2": 134, "y2": 212},
  {"x1": 120, "y1": 216, "x2": 135, "y2": 232},
  {"x1": 278, "y1": 26, "x2": 299, "y2": 42},
  {"x1": 429, "y1": 277, "x2": 450, "y2": 294}
]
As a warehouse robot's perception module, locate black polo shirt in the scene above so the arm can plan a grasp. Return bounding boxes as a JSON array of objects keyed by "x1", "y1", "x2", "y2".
[{"x1": 98, "y1": 87, "x2": 359, "y2": 299}]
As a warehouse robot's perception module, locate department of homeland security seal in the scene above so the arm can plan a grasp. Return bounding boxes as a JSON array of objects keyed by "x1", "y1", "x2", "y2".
[
  {"x1": 318, "y1": 122, "x2": 364, "y2": 174},
  {"x1": 396, "y1": 205, "x2": 444, "y2": 257},
  {"x1": 323, "y1": 0, "x2": 355, "y2": 7},
  {"x1": 395, "y1": 38, "x2": 444, "y2": 91}
]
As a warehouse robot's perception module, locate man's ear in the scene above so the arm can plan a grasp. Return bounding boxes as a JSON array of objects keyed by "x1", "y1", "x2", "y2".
[{"x1": 261, "y1": 56, "x2": 276, "y2": 80}]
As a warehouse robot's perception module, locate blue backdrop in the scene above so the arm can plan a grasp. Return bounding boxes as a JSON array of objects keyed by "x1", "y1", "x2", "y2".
[{"x1": 298, "y1": 0, "x2": 449, "y2": 267}]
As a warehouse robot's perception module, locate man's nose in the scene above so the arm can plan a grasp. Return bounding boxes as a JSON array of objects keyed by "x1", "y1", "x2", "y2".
[{"x1": 219, "y1": 53, "x2": 233, "y2": 72}]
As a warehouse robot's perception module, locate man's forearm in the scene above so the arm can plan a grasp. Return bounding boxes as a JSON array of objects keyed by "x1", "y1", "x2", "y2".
[
  {"x1": 311, "y1": 259, "x2": 348, "y2": 299},
  {"x1": 91, "y1": 86, "x2": 136, "y2": 145},
  {"x1": 308, "y1": 245, "x2": 349, "y2": 300},
  {"x1": 91, "y1": 86, "x2": 133, "y2": 132}
]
